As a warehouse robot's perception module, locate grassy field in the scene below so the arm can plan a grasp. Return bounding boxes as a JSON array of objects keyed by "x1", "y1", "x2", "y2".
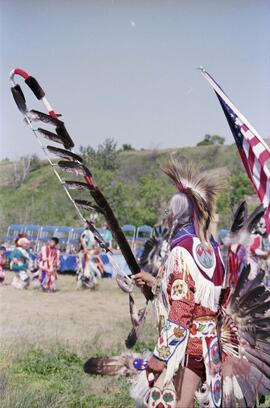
[
  {"x1": 0, "y1": 274, "x2": 155, "y2": 408},
  {"x1": 1, "y1": 274, "x2": 270, "y2": 407}
]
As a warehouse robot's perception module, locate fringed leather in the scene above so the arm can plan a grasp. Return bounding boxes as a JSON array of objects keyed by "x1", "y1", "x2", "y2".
[{"x1": 167, "y1": 246, "x2": 222, "y2": 312}]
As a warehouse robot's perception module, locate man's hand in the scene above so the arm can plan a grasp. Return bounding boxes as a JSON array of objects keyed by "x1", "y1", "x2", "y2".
[
  {"x1": 132, "y1": 271, "x2": 156, "y2": 288},
  {"x1": 147, "y1": 355, "x2": 166, "y2": 374},
  {"x1": 92, "y1": 247, "x2": 101, "y2": 255},
  {"x1": 259, "y1": 250, "x2": 270, "y2": 260}
]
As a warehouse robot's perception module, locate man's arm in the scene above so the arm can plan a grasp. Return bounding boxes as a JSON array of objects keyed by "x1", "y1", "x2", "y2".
[{"x1": 151, "y1": 248, "x2": 195, "y2": 365}]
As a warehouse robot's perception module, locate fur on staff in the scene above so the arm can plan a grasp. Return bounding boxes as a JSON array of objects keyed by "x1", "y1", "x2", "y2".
[{"x1": 83, "y1": 352, "x2": 142, "y2": 377}]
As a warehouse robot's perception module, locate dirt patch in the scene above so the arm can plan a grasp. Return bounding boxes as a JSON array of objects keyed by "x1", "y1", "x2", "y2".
[{"x1": 0, "y1": 273, "x2": 153, "y2": 354}]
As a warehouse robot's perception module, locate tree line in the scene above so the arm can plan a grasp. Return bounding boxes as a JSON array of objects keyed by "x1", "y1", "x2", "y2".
[{"x1": 0, "y1": 135, "x2": 255, "y2": 231}]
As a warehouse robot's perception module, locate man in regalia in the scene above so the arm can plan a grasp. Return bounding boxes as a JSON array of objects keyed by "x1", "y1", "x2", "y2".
[
  {"x1": 133, "y1": 159, "x2": 224, "y2": 407},
  {"x1": 37, "y1": 237, "x2": 60, "y2": 292}
]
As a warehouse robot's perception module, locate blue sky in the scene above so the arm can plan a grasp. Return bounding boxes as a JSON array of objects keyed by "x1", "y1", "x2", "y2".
[{"x1": 1, "y1": 0, "x2": 269, "y2": 159}]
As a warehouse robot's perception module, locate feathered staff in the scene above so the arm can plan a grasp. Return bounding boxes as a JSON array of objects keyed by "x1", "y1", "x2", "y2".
[{"x1": 9, "y1": 68, "x2": 153, "y2": 306}]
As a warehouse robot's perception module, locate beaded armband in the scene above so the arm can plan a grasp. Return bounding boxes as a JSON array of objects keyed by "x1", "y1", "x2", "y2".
[{"x1": 153, "y1": 320, "x2": 189, "y2": 362}]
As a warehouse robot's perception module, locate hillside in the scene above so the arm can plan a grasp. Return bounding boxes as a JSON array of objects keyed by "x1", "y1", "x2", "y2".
[{"x1": 0, "y1": 143, "x2": 257, "y2": 231}]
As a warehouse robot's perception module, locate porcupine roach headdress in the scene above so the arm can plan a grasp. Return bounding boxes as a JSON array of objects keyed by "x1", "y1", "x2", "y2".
[{"x1": 161, "y1": 157, "x2": 219, "y2": 244}]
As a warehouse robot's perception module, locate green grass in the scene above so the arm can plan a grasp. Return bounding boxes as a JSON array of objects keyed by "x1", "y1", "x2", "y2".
[
  {"x1": 0, "y1": 345, "x2": 135, "y2": 408},
  {"x1": 1, "y1": 343, "x2": 270, "y2": 407}
]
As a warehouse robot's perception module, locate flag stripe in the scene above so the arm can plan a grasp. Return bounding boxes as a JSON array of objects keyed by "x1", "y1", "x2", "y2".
[
  {"x1": 204, "y1": 72, "x2": 270, "y2": 238},
  {"x1": 260, "y1": 150, "x2": 270, "y2": 165}
]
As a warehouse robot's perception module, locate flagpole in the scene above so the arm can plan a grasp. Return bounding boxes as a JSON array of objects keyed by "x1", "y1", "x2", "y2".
[{"x1": 199, "y1": 67, "x2": 270, "y2": 155}]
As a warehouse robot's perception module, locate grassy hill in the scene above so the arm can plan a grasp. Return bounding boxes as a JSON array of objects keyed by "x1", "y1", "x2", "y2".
[{"x1": 0, "y1": 142, "x2": 258, "y2": 232}]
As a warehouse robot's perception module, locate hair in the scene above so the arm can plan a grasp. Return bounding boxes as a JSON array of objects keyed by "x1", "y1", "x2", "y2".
[
  {"x1": 17, "y1": 237, "x2": 30, "y2": 247},
  {"x1": 15, "y1": 233, "x2": 26, "y2": 246},
  {"x1": 169, "y1": 193, "x2": 193, "y2": 220},
  {"x1": 168, "y1": 193, "x2": 194, "y2": 238},
  {"x1": 51, "y1": 237, "x2": 59, "y2": 245},
  {"x1": 0, "y1": 246, "x2": 6, "y2": 252}
]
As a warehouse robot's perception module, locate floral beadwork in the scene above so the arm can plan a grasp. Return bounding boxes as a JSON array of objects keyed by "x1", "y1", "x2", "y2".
[
  {"x1": 147, "y1": 385, "x2": 176, "y2": 408},
  {"x1": 154, "y1": 320, "x2": 188, "y2": 362},
  {"x1": 195, "y1": 244, "x2": 214, "y2": 268},
  {"x1": 189, "y1": 320, "x2": 216, "y2": 338},
  {"x1": 173, "y1": 327, "x2": 185, "y2": 338},
  {"x1": 158, "y1": 346, "x2": 171, "y2": 360},
  {"x1": 171, "y1": 279, "x2": 189, "y2": 301}
]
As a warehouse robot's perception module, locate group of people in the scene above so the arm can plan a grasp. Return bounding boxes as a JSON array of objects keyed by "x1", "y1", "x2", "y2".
[
  {"x1": 6, "y1": 235, "x2": 60, "y2": 291},
  {"x1": 0, "y1": 223, "x2": 113, "y2": 292}
]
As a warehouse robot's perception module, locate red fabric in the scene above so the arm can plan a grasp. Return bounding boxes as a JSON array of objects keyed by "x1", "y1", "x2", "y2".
[
  {"x1": 84, "y1": 175, "x2": 94, "y2": 186},
  {"x1": 164, "y1": 238, "x2": 223, "y2": 355},
  {"x1": 228, "y1": 247, "x2": 240, "y2": 286},
  {"x1": 14, "y1": 68, "x2": 29, "y2": 79},
  {"x1": 167, "y1": 271, "x2": 216, "y2": 356},
  {"x1": 49, "y1": 110, "x2": 58, "y2": 119},
  {"x1": 93, "y1": 255, "x2": 104, "y2": 273},
  {"x1": 185, "y1": 355, "x2": 206, "y2": 382},
  {"x1": 167, "y1": 272, "x2": 195, "y2": 328},
  {"x1": 249, "y1": 235, "x2": 262, "y2": 256},
  {"x1": 38, "y1": 245, "x2": 60, "y2": 272},
  {"x1": 0, "y1": 254, "x2": 5, "y2": 274}
]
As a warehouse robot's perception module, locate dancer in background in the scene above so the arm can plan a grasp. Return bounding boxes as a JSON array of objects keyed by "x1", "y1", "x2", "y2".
[
  {"x1": 248, "y1": 217, "x2": 270, "y2": 280},
  {"x1": 100, "y1": 223, "x2": 113, "y2": 250},
  {"x1": 77, "y1": 225, "x2": 103, "y2": 289},
  {"x1": 10, "y1": 237, "x2": 31, "y2": 289},
  {"x1": 37, "y1": 237, "x2": 60, "y2": 292},
  {"x1": 0, "y1": 245, "x2": 6, "y2": 285}
]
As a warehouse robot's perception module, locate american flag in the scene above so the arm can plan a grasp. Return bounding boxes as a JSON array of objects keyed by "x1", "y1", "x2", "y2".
[{"x1": 200, "y1": 68, "x2": 270, "y2": 237}]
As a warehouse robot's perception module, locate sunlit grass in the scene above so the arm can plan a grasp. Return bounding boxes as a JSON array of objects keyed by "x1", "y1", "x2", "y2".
[{"x1": 1, "y1": 344, "x2": 135, "y2": 408}]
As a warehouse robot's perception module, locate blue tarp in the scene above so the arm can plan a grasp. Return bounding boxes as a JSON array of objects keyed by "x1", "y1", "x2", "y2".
[
  {"x1": 59, "y1": 255, "x2": 78, "y2": 272},
  {"x1": 59, "y1": 253, "x2": 131, "y2": 275}
]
